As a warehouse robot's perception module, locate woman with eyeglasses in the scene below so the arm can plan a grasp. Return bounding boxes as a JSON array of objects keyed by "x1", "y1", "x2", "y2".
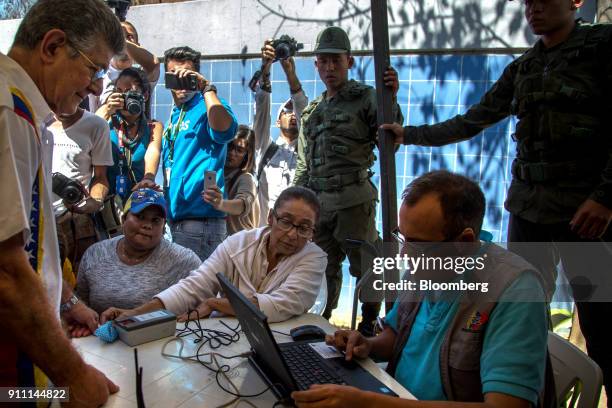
[
  {"x1": 100, "y1": 186, "x2": 327, "y2": 324},
  {"x1": 96, "y1": 67, "x2": 163, "y2": 204},
  {"x1": 202, "y1": 124, "x2": 260, "y2": 234}
]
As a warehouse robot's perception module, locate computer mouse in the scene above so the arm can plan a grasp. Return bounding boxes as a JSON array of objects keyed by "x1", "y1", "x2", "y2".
[{"x1": 289, "y1": 325, "x2": 327, "y2": 342}]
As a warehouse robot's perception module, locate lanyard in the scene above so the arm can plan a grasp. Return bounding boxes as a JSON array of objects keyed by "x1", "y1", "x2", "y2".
[
  {"x1": 163, "y1": 105, "x2": 186, "y2": 165},
  {"x1": 117, "y1": 123, "x2": 139, "y2": 184}
]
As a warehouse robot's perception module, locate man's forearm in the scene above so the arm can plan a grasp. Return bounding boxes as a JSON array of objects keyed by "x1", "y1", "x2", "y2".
[
  {"x1": 0, "y1": 240, "x2": 86, "y2": 386},
  {"x1": 204, "y1": 92, "x2": 234, "y2": 132},
  {"x1": 125, "y1": 41, "x2": 160, "y2": 80},
  {"x1": 367, "y1": 327, "x2": 397, "y2": 361},
  {"x1": 285, "y1": 70, "x2": 301, "y2": 93}
]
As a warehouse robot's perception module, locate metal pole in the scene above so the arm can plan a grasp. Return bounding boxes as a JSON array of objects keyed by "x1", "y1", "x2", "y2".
[{"x1": 371, "y1": 0, "x2": 398, "y2": 312}]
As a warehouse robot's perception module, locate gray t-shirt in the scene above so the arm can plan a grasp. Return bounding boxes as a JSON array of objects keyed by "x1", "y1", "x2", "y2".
[{"x1": 77, "y1": 236, "x2": 201, "y2": 313}]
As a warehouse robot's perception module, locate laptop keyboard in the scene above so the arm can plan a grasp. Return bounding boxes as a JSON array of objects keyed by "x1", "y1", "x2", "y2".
[{"x1": 281, "y1": 343, "x2": 346, "y2": 391}]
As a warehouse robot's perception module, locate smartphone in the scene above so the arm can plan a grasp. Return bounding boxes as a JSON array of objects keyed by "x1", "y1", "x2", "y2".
[
  {"x1": 164, "y1": 72, "x2": 199, "y2": 91},
  {"x1": 204, "y1": 170, "x2": 217, "y2": 190}
]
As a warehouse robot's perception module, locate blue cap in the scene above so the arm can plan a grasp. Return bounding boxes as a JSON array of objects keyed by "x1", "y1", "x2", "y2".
[{"x1": 124, "y1": 188, "x2": 167, "y2": 218}]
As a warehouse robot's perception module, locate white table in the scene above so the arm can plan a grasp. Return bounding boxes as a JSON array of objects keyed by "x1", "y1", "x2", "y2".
[{"x1": 71, "y1": 314, "x2": 415, "y2": 407}]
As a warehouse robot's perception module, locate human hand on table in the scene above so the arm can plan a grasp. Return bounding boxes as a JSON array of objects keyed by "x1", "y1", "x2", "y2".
[
  {"x1": 177, "y1": 299, "x2": 213, "y2": 322},
  {"x1": 63, "y1": 302, "x2": 99, "y2": 337},
  {"x1": 325, "y1": 329, "x2": 372, "y2": 361},
  {"x1": 99, "y1": 306, "x2": 137, "y2": 324},
  {"x1": 292, "y1": 384, "x2": 370, "y2": 408}
]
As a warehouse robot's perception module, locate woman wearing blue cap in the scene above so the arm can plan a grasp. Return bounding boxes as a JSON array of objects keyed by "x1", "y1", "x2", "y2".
[{"x1": 76, "y1": 188, "x2": 201, "y2": 315}]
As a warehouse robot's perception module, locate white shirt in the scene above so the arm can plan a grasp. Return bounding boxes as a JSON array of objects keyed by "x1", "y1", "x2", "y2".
[
  {"x1": 49, "y1": 110, "x2": 114, "y2": 216},
  {"x1": 156, "y1": 227, "x2": 327, "y2": 323},
  {"x1": 253, "y1": 88, "x2": 307, "y2": 225},
  {"x1": 0, "y1": 52, "x2": 62, "y2": 315}
]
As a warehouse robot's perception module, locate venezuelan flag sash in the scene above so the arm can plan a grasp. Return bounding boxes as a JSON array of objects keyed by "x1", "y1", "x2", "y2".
[{"x1": 0, "y1": 88, "x2": 49, "y2": 407}]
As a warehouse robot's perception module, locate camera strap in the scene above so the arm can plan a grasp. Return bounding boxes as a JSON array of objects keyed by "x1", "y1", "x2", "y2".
[
  {"x1": 114, "y1": 116, "x2": 141, "y2": 184},
  {"x1": 163, "y1": 105, "x2": 186, "y2": 165}
]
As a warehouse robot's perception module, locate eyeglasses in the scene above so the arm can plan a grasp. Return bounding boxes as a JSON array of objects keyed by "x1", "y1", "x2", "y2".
[
  {"x1": 272, "y1": 210, "x2": 315, "y2": 238},
  {"x1": 74, "y1": 48, "x2": 107, "y2": 82},
  {"x1": 391, "y1": 227, "x2": 455, "y2": 255}
]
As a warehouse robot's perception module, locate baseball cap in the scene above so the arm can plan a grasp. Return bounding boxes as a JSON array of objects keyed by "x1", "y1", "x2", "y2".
[
  {"x1": 276, "y1": 99, "x2": 294, "y2": 121},
  {"x1": 313, "y1": 26, "x2": 351, "y2": 54},
  {"x1": 124, "y1": 188, "x2": 167, "y2": 218}
]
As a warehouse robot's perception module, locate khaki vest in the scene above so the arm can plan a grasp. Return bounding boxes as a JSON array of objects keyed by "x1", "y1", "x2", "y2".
[{"x1": 386, "y1": 244, "x2": 545, "y2": 402}]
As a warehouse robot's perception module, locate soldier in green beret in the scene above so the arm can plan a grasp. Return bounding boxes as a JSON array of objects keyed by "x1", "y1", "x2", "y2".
[{"x1": 294, "y1": 26, "x2": 403, "y2": 335}]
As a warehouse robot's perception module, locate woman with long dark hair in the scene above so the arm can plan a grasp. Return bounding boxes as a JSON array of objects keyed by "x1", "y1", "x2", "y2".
[
  {"x1": 202, "y1": 124, "x2": 260, "y2": 234},
  {"x1": 96, "y1": 67, "x2": 163, "y2": 203}
]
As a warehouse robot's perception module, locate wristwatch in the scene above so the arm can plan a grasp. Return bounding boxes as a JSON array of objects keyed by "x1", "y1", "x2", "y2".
[
  {"x1": 60, "y1": 294, "x2": 79, "y2": 313},
  {"x1": 202, "y1": 84, "x2": 217, "y2": 95}
]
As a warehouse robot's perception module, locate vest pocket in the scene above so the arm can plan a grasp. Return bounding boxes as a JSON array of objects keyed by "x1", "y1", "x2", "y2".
[{"x1": 448, "y1": 330, "x2": 483, "y2": 371}]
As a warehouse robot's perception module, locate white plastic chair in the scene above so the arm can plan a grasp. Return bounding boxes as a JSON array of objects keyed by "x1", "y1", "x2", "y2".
[
  {"x1": 548, "y1": 332, "x2": 603, "y2": 408},
  {"x1": 308, "y1": 273, "x2": 327, "y2": 315}
]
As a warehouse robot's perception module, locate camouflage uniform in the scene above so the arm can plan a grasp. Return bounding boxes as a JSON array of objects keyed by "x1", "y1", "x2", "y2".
[
  {"x1": 294, "y1": 27, "x2": 403, "y2": 326},
  {"x1": 403, "y1": 21, "x2": 612, "y2": 402}
]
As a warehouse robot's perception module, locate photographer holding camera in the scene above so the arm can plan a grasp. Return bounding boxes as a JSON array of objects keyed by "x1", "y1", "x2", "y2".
[
  {"x1": 253, "y1": 37, "x2": 307, "y2": 225},
  {"x1": 135, "y1": 46, "x2": 238, "y2": 261},
  {"x1": 97, "y1": 67, "x2": 163, "y2": 203},
  {"x1": 49, "y1": 106, "x2": 113, "y2": 273},
  {"x1": 89, "y1": 16, "x2": 160, "y2": 113}
]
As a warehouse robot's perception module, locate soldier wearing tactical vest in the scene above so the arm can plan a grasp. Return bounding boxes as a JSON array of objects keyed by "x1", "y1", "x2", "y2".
[
  {"x1": 382, "y1": 0, "x2": 612, "y2": 402},
  {"x1": 293, "y1": 26, "x2": 403, "y2": 334},
  {"x1": 292, "y1": 171, "x2": 549, "y2": 407}
]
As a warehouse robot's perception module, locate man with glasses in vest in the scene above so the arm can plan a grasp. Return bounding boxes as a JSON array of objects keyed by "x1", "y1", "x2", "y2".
[{"x1": 292, "y1": 171, "x2": 548, "y2": 408}]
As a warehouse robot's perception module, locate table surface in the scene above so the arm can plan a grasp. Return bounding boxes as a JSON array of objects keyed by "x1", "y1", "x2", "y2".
[{"x1": 69, "y1": 313, "x2": 415, "y2": 407}]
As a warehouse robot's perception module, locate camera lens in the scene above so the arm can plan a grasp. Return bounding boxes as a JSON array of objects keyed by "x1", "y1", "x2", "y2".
[
  {"x1": 126, "y1": 99, "x2": 142, "y2": 115},
  {"x1": 64, "y1": 186, "x2": 83, "y2": 205},
  {"x1": 275, "y1": 44, "x2": 291, "y2": 60},
  {"x1": 124, "y1": 93, "x2": 143, "y2": 116}
]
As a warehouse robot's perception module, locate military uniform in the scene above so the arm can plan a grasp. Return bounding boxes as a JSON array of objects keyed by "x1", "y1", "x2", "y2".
[
  {"x1": 294, "y1": 27, "x2": 403, "y2": 325},
  {"x1": 403, "y1": 21, "x2": 612, "y2": 403}
]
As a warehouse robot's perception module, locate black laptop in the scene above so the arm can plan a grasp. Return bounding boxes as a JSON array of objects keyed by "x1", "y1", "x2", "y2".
[{"x1": 216, "y1": 272, "x2": 398, "y2": 400}]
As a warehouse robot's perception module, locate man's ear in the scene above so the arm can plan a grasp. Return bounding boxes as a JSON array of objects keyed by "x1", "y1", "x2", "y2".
[
  {"x1": 347, "y1": 55, "x2": 355, "y2": 69},
  {"x1": 457, "y1": 228, "x2": 477, "y2": 243},
  {"x1": 571, "y1": 0, "x2": 584, "y2": 10},
  {"x1": 39, "y1": 29, "x2": 69, "y2": 65},
  {"x1": 267, "y1": 209, "x2": 274, "y2": 225}
]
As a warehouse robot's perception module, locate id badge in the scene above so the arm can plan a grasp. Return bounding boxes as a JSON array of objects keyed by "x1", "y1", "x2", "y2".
[
  {"x1": 164, "y1": 167, "x2": 172, "y2": 188},
  {"x1": 116, "y1": 174, "x2": 128, "y2": 198}
]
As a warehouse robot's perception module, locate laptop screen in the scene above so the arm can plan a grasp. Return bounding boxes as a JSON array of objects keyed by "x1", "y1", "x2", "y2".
[{"x1": 216, "y1": 273, "x2": 297, "y2": 394}]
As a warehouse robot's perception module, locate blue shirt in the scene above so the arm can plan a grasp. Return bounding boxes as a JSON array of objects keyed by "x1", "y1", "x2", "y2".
[
  {"x1": 107, "y1": 120, "x2": 150, "y2": 200},
  {"x1": 385, "y1": 272, "x2": 547, "y2": 405},
  {"x1": 162, "y1": 93, "x2": 237, "y2": 221}
]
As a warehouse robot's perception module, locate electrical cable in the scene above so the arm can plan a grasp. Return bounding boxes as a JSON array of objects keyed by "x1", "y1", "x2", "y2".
[{"x1": 161, "y1": 314, "x2": 285, "y2": 408}]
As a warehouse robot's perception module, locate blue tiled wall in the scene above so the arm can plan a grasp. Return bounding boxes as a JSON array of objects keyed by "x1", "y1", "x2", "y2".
[{"x1": 152, "y1": 53, "x2": 518, "y2": 322}]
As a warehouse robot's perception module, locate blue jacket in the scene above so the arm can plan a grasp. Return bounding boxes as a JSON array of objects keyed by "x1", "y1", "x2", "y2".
[{"x1": 162, "y1": 93, "x2": 237, "y2": 221}]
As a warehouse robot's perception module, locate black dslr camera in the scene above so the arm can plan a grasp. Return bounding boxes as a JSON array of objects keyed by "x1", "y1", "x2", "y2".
[
  {"x1": 106, "y1": 0, "x2": 131, "y2": 22},
  {"x1": 271, "y1": 35, "x2": 303, "y2": 61},
  {"x1": 124, "y1": 90, "x2": 145, "y2": 116},
  {"x1": 52, "y1": 173, "x2": 84, "y2": 205}
]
